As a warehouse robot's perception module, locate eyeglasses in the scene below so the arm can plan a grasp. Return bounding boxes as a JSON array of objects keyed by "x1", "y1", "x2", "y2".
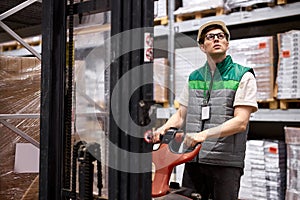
[{"x1": 205, "y1": 32, "x2": 226, "y2": 41}]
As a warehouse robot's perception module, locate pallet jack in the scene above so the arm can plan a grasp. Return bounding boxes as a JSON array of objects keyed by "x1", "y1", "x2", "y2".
[{"x1": 145, "y1": 128, "x2": 202, "y2": 200}]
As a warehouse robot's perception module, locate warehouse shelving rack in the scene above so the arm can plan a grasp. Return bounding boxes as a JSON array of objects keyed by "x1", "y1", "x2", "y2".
[
  {"x1": 153, "y1": 1, "x2": 300, "y2": 140},
  {"x1": 1, "y1": 0, "x2": 300, "y2": 199}
]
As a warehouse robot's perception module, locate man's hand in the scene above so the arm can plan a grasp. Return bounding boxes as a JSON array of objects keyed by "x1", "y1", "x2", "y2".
[
  {"x1": 184, "y1": 131, "x2": 207, "y2": 147},
  {"x1": 152, "y1": 127, "x2": 166, "y2": 143}
]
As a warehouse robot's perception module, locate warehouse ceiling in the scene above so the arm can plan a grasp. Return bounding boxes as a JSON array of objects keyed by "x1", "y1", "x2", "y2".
[
  {"x1": 0, "y1": 0, "x2": 42, "y2": 43},
  {"x1": 0, "y1": 0, "x2": 110, "y2": 44}
]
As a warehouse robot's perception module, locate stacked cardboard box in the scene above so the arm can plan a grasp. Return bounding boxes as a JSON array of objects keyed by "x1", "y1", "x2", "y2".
[
  {"x1": 0, "y1": 56, "x2": 41, "y2": 200},
  {"x1": 239, "y1": 140, "x2": 287, "y2": 200},
  {"x1": 239, "y1": 142, "x2": 254, "y2": 199},
  {"x1": 264, "y1": 140, "x2": 286, "y2": 200},
  {"x1": 285, "y1": 127, "x2": 300, "y2": 200},
  {"x1": 228, "y1": 36, "x2": 275, "y2": 101},
  {"x1": 248, "y1": 140, "x2": 268, "y2": 200},
  {"x1": 276, "y1": 30, "x2": 300, "y2": 99},
  {"x1": 239, "y1": 141, "x2": 264, "y2": 199}
]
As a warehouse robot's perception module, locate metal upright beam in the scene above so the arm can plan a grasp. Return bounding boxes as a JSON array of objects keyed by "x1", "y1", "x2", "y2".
[{"x1": 39, "y1": 0, "x2": 67, "y2": 199}]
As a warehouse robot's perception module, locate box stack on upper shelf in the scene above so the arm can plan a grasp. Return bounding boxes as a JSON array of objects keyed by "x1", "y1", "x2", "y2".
[
  {"x1": 153, "y1": 0, "x2": 298, "y2": 26},
  {"x1": 154, "y1": 0, "x2": 168, "y2": 25},
  {"x1": 276, "y1": 30, "x2": 300, "y2": 100},
  {"x1": 173, "y1": 0, "x2": 224, "y2": 22},
  {"x1": 285, "y1": 127, "x2": 300, "y2": 200},
  {"x1": 224, "y1": 0, "x2": 276, "y2": 13},
  {"x1": 154, "y1": 0, "x2": 182, "y2": 25},
  {"x1": 227, "y1": 36, "x2": 276, "y2": 105}
]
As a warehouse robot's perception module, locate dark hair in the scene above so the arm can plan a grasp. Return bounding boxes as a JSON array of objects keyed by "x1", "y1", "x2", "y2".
[{"x1": 198, "y1": 24, "x2": 229, "y2": 44}]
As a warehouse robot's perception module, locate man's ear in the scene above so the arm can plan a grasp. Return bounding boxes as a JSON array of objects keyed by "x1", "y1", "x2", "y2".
[{"x1": 199, "y1": 44, "x2": 205, "y2": 53}]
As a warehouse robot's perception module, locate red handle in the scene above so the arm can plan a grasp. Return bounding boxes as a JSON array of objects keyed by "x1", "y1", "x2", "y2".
[{"x1": 152, "y1": 143, "x2": 201, "y2": 197}]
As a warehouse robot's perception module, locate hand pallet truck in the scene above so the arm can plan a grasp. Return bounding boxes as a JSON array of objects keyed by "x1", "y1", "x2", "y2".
[{"x1": 145, "y1": 128, "x2": 202, "y2": 200}]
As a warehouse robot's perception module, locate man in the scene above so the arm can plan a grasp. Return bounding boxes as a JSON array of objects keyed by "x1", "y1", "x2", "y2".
[{"x1": 153, "y1": 20, "x2": 258, "y2": 200}]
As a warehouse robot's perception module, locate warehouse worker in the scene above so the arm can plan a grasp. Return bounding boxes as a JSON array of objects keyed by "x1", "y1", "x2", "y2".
[{"x1": 153, "y1": 20, "x2": 258, "y2": 200}]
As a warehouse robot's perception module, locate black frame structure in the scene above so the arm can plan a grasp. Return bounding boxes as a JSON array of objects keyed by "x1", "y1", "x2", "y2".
[
  {"x1": 40, "y1": 0, "x2": 67, "y2": 199},
  {"x1": 109, "y1": 0, "x2": 154, "y2": 199},
  {"x1": 40, "y1": 0, "x2": 153, "y2": 199}
]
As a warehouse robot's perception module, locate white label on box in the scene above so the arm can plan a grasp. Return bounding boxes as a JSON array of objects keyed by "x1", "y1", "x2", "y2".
[{"x1": 14, "y1": 143, "x2": 39, "y2": 173}]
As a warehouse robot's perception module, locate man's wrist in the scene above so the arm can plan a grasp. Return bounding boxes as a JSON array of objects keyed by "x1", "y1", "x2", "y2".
[{"x1": 201, "y1": 130, "x2": 208, "y2": 140}]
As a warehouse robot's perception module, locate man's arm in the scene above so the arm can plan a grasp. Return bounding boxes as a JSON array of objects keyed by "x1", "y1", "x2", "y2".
[
  {"x1": 184, "y1": 105, "x2": 253, "y2": 147},
  {"x1": 153, "y1": 104, "x2": 187, "y2": 142}
]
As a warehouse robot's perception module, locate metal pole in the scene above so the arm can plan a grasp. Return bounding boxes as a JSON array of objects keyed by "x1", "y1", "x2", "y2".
[{"x1": 168, "y1": 0, "x2": 175, "y2": 108}]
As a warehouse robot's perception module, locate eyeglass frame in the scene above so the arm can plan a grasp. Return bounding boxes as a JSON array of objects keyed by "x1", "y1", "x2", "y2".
[{"x1": 205, "y1": 32, "x2": 227, "y2": 41}]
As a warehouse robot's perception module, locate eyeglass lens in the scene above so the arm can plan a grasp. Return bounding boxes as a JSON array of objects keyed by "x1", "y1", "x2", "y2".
[{"x1": 206, "y1": 33, "x2": 225, "y2": 40}]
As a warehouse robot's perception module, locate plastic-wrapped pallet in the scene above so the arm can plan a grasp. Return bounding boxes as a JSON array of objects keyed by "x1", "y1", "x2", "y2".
[
  {"x1": 264, "y1": 140, "x2": 286, "y2": 200},
  {"x1": 174, "y1": 47, "x2": 206, "y2": 98},
  {"x1": 239, "y1": 140, "x2": 287, "y2": 200},
  {"x1": 174, "y1": 0, "x2": 223, "y2": 15},
  {"x1": 228, "y1": 36, "x2": 274, "y2": 101},
  {"x1": 0, "y1": 56, "x2": 41, "y2": 200},
  {"x1": 246, "y1": 140, "x2": 268, "y2": 200},
  {"x1": 276, "y1": 30, "x2": 300, "y2": 99},
  {"x1": 285, "y1": 127, "x2": 300, "y2": 200},
  {"x1": 154, "y1": 0, "x2": 167, "y2": 19},
  {"x1": 224, "y1": 0, "x2": 275, "y2": 12},
  {"x1": 239, "y1": 142, "x2": 254, "y2": 199}
]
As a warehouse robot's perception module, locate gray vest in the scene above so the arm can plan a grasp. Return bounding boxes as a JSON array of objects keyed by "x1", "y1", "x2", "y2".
[
  {"x1": 186, "y1": 56, "x2": 252, "y2": 168},
  {"x1": 186, "y1": 88, "x2": 248, "y2": 168}
]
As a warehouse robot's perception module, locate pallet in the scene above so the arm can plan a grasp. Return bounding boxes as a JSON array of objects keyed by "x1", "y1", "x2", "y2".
[
  {"x1": 277, "y1": 0, "x2": 300, "y2": 5},
  {"x1": 257, "y1": 99, "x2": 279, "y2": 109},
  {"x1": 0, "y1": 38, "x2": 41, "y2": 52},
  {"x1": 154, "y1": 16, "x2": 168, "y2": 26},
  {"x1": 175, "y1": 7, "x2": 224, "y2": 22},
  {"x1": 279, "y1": 99, "x2": 300, "y2": 110}
]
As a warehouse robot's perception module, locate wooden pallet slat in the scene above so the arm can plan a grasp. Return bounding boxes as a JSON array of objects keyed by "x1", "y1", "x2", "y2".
[
  {"x1": 277, "y1": 0, "x2": 287, "y2": 4},
  {"x1": 154, "y1": 16, "x2": 168, "y2": 26},
  {"x1": 279, "y1": 99, "x2": 300, "y2": 110},
  {"x1": 175, "y1": 7, "x2": 224, "y2": 22},
  {"x1": 0, "y1": 37, "x2": 42, "y2": 52},
  {"x1": 257, "y1": 98, "x2": 279, "y2": 110},
  {"x1": 277, "y1": 0, "x2": 300, "y2": 5}
]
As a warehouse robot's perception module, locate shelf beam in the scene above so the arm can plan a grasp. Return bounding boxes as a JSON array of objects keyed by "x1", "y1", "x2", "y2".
[
  {"x1": 250, "y1": 109, "x2": 300, "y2": 122},
  {"x1": 154, "y1": 2, "x2": 300, "y2": 37}
]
